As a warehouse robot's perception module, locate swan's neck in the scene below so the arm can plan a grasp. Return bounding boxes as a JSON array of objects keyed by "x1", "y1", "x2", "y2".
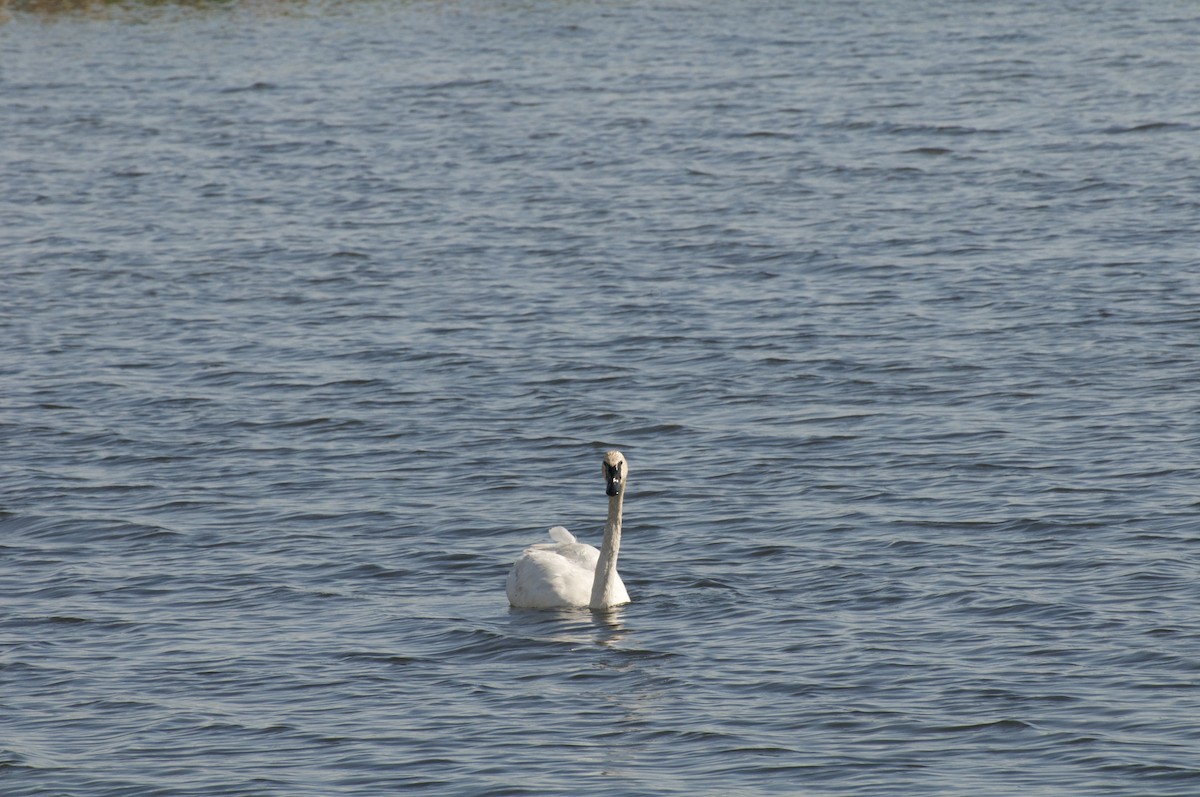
[{"x1": 589, "y1": 491, "x2": 623, "y2": 610}]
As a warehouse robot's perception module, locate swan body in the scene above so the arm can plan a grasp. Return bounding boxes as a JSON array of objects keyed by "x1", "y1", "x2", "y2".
[
  {"x1": 505, "y1": 526, "x2": 629, "y2": 609},
  {"x1": 506, "y1": 451, "x2": 631, "y2": 610}
]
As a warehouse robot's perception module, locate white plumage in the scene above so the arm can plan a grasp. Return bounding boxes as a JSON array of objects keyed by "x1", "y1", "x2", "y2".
[{"x1": 506, "y1": 526, "x2": 629, "y2": 609}]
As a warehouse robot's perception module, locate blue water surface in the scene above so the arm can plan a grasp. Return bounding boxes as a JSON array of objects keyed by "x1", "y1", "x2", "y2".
[{"x1": 2, "y1": 1, "x2": 1199, "y2": 794}]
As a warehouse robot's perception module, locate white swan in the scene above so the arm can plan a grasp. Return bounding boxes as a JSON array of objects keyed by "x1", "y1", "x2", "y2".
[{"x1": 506, "y1": 450, "x2": 631, "y2": 610}]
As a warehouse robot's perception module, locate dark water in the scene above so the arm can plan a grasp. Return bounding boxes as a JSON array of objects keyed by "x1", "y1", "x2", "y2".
[{"x1": 3, "y1": 1, "x2": 1200, "y2": 794}]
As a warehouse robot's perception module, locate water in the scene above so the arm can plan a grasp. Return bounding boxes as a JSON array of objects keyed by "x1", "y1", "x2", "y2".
[{"x1": 3, "y1": 1, "x2": 1199, "y2": 794}]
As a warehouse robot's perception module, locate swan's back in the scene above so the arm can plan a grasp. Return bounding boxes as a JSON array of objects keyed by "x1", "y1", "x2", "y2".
[{"x1": 506, "y1": 527, "x2": 628, "y2": 609}]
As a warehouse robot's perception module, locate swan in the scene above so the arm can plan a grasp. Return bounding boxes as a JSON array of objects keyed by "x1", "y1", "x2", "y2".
[{"x1": 506, "y1": 450, "x2": 631, "y2": 610}]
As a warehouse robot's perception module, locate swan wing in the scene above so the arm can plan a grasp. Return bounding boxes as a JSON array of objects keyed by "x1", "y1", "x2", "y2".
[
  {"x1": 506, "y1": 541, "x2": 601, "y2": 608},
  {"x1": 541, "y1": 540, "x2": 599, "y2": 571},
  {"x1": 548, "y1": 526, "x2": 575, "y2": 544}
]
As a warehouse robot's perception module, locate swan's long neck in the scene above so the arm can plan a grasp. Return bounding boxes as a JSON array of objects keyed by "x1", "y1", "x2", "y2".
[{"x1": 589, "y1": 491, "x2": 623, "y2": 610}]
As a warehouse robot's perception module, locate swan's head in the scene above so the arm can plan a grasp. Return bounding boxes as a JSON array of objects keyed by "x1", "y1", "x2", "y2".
[{"x1": 603, "y1": 450, "x2": 627, "y2": 497}]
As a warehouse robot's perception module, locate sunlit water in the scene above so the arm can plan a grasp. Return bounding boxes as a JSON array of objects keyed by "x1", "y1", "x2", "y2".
[{"x1": 3, "y1": 1, "x2": 1199, "y2": 794}]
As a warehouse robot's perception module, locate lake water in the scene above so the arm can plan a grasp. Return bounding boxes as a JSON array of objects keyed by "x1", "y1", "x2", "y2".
[{"x1": 2, "y1": 1, "x2": 1199, "y2": 794}]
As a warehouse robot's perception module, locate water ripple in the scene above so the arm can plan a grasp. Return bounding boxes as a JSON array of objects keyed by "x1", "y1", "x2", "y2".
[{"x1": 4, "y1": 1, "x2": 1200, "y2": 795}]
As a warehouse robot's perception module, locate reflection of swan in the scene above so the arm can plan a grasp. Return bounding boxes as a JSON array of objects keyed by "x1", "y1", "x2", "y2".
[{"x1": 507, "y1": 450, "x2": 631, "y2": 610}]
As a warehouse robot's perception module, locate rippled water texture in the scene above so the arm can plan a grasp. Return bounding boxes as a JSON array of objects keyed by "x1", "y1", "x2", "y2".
[{"x1": 3, "y1": 1, "x2": 1199, "y2": 794}]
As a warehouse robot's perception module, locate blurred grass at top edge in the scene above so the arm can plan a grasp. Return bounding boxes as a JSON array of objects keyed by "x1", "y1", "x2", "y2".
[{"x1": 0, "y1": 0, "x2": 397, "y2": 23}]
